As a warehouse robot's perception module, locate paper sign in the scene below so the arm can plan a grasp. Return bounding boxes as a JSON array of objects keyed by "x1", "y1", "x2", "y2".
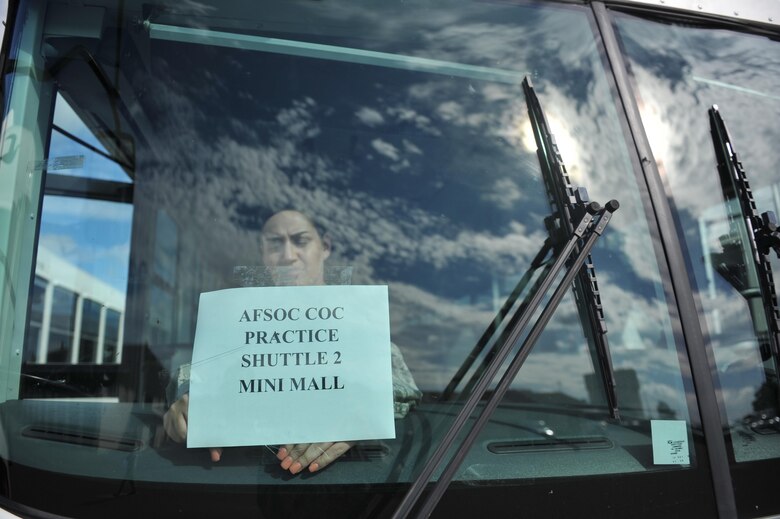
[
  {"x1": 651, "y1": 420, "x2": 690, "y2": 465},
  {"x1": 187, "y1": 285, "x2": 395, "y2": 448}
]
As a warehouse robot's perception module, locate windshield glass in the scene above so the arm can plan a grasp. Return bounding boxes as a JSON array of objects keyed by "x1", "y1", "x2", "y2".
[
  {"x1": 615, "y1": 11, "x2": 780, "y2": 455},
  {"x1": 0, "y1": 0, "x2": 715, "y2": 516},
  {"x1": 614, "y1": 11, "x2": 780, "y2": 517}
]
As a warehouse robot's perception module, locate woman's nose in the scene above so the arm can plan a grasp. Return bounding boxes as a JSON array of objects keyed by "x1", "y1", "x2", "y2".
[{"x1": 281, "y1": 241, "x2": 296, "y2": 262}]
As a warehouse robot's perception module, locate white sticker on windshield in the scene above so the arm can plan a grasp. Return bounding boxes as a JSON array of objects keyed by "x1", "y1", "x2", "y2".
[{"x1": 651, "y1": 420, "x2": 690, "y2": 465}]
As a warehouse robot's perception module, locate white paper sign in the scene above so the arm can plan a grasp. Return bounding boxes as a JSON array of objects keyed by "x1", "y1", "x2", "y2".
[
  {"x1": 651, "y1": 420, "x2": 690, "y2": 465},
  {"x1": 187, "y1": 285, "x2": 395, "y2": 448}
]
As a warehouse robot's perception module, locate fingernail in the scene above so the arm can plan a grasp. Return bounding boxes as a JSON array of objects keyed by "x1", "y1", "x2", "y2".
[
  {"x1": 281, "y1": 456, "x2": 293, "y2": 470},
  {"x1": 276, "y1": 447, "x2": 287, "y2": 460},
  {"x1": 290, "y1": 462, "x2": 302, "y2": 474},
  {"x1": 309, "y1": 463, "x2": 319, "y2": 472}
]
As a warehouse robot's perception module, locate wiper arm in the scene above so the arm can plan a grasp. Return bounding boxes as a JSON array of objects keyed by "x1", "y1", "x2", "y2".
[
  {"x1": 439, "y1": 235, "x2": 554, "y2": 401},
  {"x1": 392, "y1": 202, "x2": 619, "y2": 519},
  {"x1": 708, "y1": 105, "x2": 780, "y2": 370}
]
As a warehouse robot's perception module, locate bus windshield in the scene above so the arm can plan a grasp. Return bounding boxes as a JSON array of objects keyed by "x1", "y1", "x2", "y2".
[{"x1": 0, "y1": 0, "x2": 715, "y2": 516}]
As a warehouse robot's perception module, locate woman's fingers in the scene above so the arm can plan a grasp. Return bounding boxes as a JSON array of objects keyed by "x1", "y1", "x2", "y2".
[
  {"x1": 210, "y1": 447, "x2": 223, "y2": 462},
  {"x1": 163, "y1": 394, "x2": 189, "y2": 443},
  {"x1": 281, "y1": 443, "x2": 327, "y2": 472},
  {"x1": 162, "y1": 395, "x2": 221, "y2": 462},
  {"x1": 276, "y1": 444, "x2": 293, "y2": 462},
  {"x1": 174, "y1": 413, "x2": 188, "y2": 442},
  {"x1": 309, "y1": 442, "x2": 353, "y2": 472},
  {"x1": 278, "y1": 442, "x2": 353, "y2": 474}
]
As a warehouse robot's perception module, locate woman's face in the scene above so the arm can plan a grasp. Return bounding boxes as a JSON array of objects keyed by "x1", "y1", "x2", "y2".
[{"x1": 260, "y1": 211, "x2": 331, "y2": 286}]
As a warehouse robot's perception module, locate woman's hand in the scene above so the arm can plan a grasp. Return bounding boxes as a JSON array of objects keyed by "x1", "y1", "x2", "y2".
[
  {"x1": 163, "y1": 394, "x2": 223, "y2": 461},
  {"x1": 163, "y1": 394, "x2": 189, "y2": 442},
  {"x1": 277, "y1": 442, "x2": 354, "y2": 474}
]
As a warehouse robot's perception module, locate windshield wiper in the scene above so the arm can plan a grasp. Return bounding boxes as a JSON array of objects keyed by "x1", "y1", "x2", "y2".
[
  {"x1": 708, "y1": 105, "x2": 780, "y2": 373},
  {"x1": 392, "y1": 77, "x2": 620, "y2": 518},
  {"x1": 441, "y1": 78, "x2": 619, "y2": 420}
]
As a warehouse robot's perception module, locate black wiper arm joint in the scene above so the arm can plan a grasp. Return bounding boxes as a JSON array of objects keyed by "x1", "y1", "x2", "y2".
[{"x1": 757, "y1": 211, "x2": 780, "y2": 258}]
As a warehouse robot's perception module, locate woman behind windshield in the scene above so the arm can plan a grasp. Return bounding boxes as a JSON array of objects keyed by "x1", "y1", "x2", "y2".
[{"x1": 163, "y1": 209, "x2": 421, "y2": 473}]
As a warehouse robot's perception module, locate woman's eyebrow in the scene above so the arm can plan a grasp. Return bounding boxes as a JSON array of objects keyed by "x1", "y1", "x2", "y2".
[{"x1": 262, "y1": 230, "x2": 312, "y2": 239}]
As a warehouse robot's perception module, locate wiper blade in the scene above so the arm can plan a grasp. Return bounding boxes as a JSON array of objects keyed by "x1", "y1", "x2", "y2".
[
  {"x1": 523, "y1": 77, "x2": 619, "y2": 420},
  {"x1": 391, "y1": 202, "x2": 619, "y2": 519},
  {"x1": 708, "y1": 105, "x2": 780, "y2": 369},
  {"x1": 440, "y1": 79, "x2": 620, "y2": 421}
]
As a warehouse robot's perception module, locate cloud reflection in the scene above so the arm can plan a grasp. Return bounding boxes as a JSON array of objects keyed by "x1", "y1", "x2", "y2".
[
  {"x1": 47, "y1": 1, "x2": 696, "y2": 420},
  {"x1": 617, "y1": 15, "x2": 780, "y2": 437}
]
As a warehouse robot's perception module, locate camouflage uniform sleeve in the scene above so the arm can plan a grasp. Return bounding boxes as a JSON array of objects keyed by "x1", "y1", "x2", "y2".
[
  {"x1": 166, "y1": 364, "x2": 191, "y2": 406},
  {"x1": 391, "y1": 342, "x2": 422, "y2": 418}
]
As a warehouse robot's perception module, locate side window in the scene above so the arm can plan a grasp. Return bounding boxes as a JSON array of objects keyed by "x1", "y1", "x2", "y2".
[{"x1": 20, "y1": 90, "x2": 132, "y2": 396}]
